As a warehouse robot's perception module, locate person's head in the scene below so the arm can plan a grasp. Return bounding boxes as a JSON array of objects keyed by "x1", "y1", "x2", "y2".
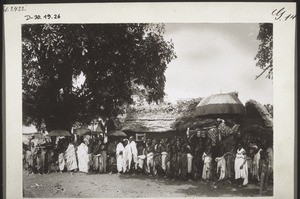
[
  {"x1": 153, "y1": 139, "x2": 157, "y2": 144},
  {"x1": 129, "y1": 136, "x2": 134, "y2": 142},
  {"x1": 84, "y1": 138, "x2": 89, "y2": 145},
  {"x1": 100, "y1": 144, "x2": 105, "y2": 150},
  {"x1": 98, "y1": 139, "x2": 102, "y2": 145}
]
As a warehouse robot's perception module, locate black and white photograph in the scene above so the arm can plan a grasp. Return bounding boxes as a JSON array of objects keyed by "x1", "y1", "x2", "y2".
[
  {"x1": 21, "y1": 22, "x2": 274, "y2": 197},
  {"x1": 3, "y1": 3, "x2": 296, "y2": 199}
]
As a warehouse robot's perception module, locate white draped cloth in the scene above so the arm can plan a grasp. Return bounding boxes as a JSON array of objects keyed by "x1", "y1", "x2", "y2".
[
  {"x1": 77, "y1": 143, "x2": 89, "y2": 173},
  {"x1": 187, "y1": 153, "x2": 193, "y2": 173},
  {"x1": 161, "y1": 152, "x2": 168, "y2": 171},
  {"x1": 130, "y1": 141, "x2": 138, "y2": 169},
  {"x1": 65, "y1": 143, "x2": 78, "y2": 171},
  {"x1": 235, "y1": 148, "x2": 248, "y2": 185},
  {"x1": 124, "y1": 144, "x2": 132, "y2": 171},
  {"x1": 146, "y1": 152, "x2": 154, "y2": 173},
  {"x1": 116, "y1": 142, "x2": 125, "y2": 173},
  {"x1": 215, "y1": 156, "x2": 226, "y2": 180},
  {"x1": 202, "y1": 152, "x2": 212, "y2": 180},
  {"x1": 252, "y1": 148, "x2": 262, "y2": 181}
]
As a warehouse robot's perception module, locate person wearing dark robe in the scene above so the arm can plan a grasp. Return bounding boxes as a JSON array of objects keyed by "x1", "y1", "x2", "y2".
[
  {"x1": 107, "y1": 140, "x2": 117, "y2": 174},
  {"x1": 99, "y1": 143, "x2": 107, "y2": 173},
  {"x1": 87, "y1": 138, "x2": 94, "y2": 173},
  {"x1": 193, "y1": 134, "x2": 205, "y2": 181},
  {"x1": 153, "y1": 139, "x2": 162, "y2": 176},
  {"x1": 56, "y1": 137, "x2": 66, "y2": 173},
  {"x1": 93, "y1": 139, "x2": 102, "y2": 173},
  {"x1": 259, "y1": 150, "x2": 269, "y2": 195},
  {"x1": 36, "y1": 146, "x2": 46, "y2": 175},
  {"x1": 165, "y1": 140, "x2": 174, "y2": 179},
  {"x1": 178, "y1": 145, "x2": 188, "y2": 181}
]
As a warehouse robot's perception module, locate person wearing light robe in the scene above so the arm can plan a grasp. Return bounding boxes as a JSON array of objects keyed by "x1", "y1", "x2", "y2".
[
  {"x1": 116, "y1": 139, "x2": 125, "y2": 174},
  {"x1": 234, "y1": 143, "x2": 248, "y2": 187},
  {"x1": 123, "y1": 139, "x2": 132, "y2": 173},
  {"x1": 202, "y1": 140, "x2": 212, "y2": 181},
  {"x1": 146, "y1": 139, "x2": 154, "y2": 174},
  {"x1": 129, "y1": 136, "x2": 138, "y2": 171},
  {"x1": 65, "y1": 139, "x2": 78, "y2": 172},
  {"x1": 161, "y1": 139, "x2": 168, "y2": 173},
  {"x1": 77, "y1": 138, "x2": 89, "y2": 173},
  {"x1": 252, "y1": 144, "x2": 262, "y2": 181}
]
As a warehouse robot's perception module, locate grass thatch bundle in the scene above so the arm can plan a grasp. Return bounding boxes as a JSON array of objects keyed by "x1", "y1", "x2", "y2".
[{"x1": 245, "y1": 99, "x2": 273, "y2": 128}]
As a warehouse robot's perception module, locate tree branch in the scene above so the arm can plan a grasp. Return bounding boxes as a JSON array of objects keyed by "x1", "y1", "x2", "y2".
[{"x1": 255, "y1": 65, "x2": 272, "y2": 80}]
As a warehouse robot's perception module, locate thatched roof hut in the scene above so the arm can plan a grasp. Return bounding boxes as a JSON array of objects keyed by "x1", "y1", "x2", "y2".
[{"x1": 244, "y1": 99, "x2": 273, "y2": 128}]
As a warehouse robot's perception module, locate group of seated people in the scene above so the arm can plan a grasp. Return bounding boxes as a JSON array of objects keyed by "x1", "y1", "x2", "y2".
[{"x1": 23, "y1": 129, "x2": 273, "y2": 195}]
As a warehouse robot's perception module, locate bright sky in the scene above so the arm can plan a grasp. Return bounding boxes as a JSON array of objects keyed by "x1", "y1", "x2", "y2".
[{"x1": 163, "y1": 23, "x2": 273, "y2": 105}]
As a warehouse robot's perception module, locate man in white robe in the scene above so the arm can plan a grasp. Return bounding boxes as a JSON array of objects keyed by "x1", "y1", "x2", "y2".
[
  {"x1": 116, "y1": 139, "x2": 125, "y2": 174},
  {"x1": 123, "y1": 139, "x2": 132, "y2": 173},
  {"x1": 129, "y1": 136, "x2": 138, "y2": 171}
]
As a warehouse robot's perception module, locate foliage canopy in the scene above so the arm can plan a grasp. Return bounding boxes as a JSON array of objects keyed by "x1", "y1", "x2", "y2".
[{"x1": 22, "y1": 23, "x2": 176, "y2": 131}]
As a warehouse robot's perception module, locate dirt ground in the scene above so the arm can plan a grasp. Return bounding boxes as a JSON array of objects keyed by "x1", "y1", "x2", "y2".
[{"x1": 23, "y1": 171, "x2": 273, "y2": 198}]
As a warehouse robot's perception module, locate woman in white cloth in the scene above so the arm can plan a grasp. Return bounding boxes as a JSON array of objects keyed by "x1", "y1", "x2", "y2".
[
  {"x1": 77, "y1": 138, "x2": 89, "y2": 173},
  {"x1": 116, "y1": 138, "x2": 125, "y2": 174},
  {"x1": 235, "y1": 143, "x2": 248, "y2": 187},
  {"x1": 123, "y1": 139, "x2": 132, "y2": 173},
  {"x1": 65, "y1": 138, "x2": 78, "y2": 173}
]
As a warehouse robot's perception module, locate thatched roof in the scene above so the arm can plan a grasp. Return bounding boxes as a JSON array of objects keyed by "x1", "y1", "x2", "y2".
[
  {"x1": 120, "y1": 97, "x2": 218, "y2": 133},
  {"x1": 118, "y1": 96, "x2": 273, "y2": 133},
  {"x1": 245, "y1": 99, "x2": 273, "y2": 128},
  {"x1": 120, "y1": 102, "x2": 180, "y2": 133}
]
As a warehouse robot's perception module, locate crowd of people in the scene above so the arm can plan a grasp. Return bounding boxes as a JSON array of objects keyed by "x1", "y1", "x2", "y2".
[{"x1": 23, "y1": 123, "x2": 273, "y2": 195}]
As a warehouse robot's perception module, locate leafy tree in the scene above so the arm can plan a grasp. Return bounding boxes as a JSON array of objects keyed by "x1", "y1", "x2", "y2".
[
  {"x1": 254, "y1": 23, "x2": 273, "y2": 80},
  {"x1": 264, "y1": 104, "x2": 273, "y2": 117},
  {"x1": 22, "y1": 23, "x2": 176, "y2": 132}
]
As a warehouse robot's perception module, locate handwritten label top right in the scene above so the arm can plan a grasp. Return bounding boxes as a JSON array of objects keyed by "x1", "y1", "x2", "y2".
[{"x1": 272, "y1": 7, "x2": 296, "y2": 21}]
